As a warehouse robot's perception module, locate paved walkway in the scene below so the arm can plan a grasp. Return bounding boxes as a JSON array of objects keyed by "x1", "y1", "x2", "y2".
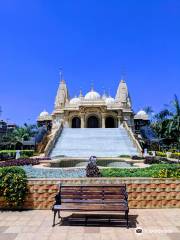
[{"x1": 0, "y1": 209, "x2": 180, "y2": 240}]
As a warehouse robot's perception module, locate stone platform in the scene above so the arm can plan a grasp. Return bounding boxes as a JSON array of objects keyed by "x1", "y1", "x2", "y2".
[{"x1": 0, "y1": 209, "x2": 180, "y2": 240}]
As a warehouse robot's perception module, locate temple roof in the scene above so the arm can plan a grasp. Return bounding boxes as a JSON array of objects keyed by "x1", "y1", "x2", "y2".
[{"x1": 84, "y1": 89, "x2": 101, "y2": 100}]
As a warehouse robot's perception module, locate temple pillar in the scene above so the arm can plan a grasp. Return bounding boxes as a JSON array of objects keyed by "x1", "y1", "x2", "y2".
[
  {"x1": 102, "y1": 114, "x2": 105, "y2": 128},
  {"x1": 80, "y1": 114, "x2": 85, "y2": 128},
  {"x1": 117, "y1": 116, "x2": 121, "y2": 127}
]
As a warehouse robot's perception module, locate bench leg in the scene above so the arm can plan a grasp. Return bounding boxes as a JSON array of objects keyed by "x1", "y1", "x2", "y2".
[
  {"x1": 58, "y1": 210, "x2": 61, "y2": 219},
  {"x1": 53, "y1": 210, "x2": 57, "y2": 227},
  {"x1": 85, "y1": 216, "x2": 88, "y2": 226},
  {"x1": 125, "y1": 211, "x2": 129, "y2": 228}
]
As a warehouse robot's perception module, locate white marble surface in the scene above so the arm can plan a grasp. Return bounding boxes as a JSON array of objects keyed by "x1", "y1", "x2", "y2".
[{"x1": 50, "y1": 128, "x2": 138, "y2": 158}]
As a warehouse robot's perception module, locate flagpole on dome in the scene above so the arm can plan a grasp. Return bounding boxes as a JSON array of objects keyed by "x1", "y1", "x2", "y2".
[
  {"x1": 91, "y1": 81, "x2": 94, "y2": 91},
  {"x1": 59, "y1": 67, "x2": 64, "y2": 82}
]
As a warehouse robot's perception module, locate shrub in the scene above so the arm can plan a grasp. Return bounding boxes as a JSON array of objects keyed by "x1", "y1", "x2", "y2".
[
  {"x1": 0, "y1": 150, "x2": 34, "y2": 161},
  {"x1": 118, "y1": 155, "x2": 131, "y2": 158},
  {"x1": 170, "y1": 153, "x2": 180, "y2": 160},
  {"x1": 144, "y1": 156, "x2": 173, "y2": 165},
  {"x1": 155, "y1": 151, "x2": 167, "y2": 157},
  {"x1": 144, "y1": 156, "x2": 160, "y2": 164},
  {"x1": 131, "y1": 155, "x2": 144, "y2": 160},
  {"x1": 153, "y1": 167, "x2": 180, "y2": 178},
  {"x1": 148, "y1": 151, "x2": 180, "y2": 160},
  {"x1": 0, "y1": 158, "x2": 41, "y2": 167},
  {"x1": 0, "y1": 167, "x2": 28, "y2": 207}
]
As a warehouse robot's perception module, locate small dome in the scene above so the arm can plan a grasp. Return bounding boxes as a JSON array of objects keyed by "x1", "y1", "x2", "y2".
[
  {"x1": 39, "y1": 110, "x2": 49, "y2": 117},
  {"x1": 84, "y1": 89, "x2": 101, "y2": 100},
  {"x1": 134, "y1": 110, "x2": 149, "y2": 120},
  {"x1": 105, "y1": 96, "x2": 115, "y2": 104},
  {"x1": 69, "y1": 96, "x2": 80, "y2": 104},
  {"x1": 137, "y1": 110, "x2": 147, "y2": 116}
]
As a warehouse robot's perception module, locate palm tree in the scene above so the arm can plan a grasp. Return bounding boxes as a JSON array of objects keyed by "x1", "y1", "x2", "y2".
[
  {"x1": 151, "y1": 109, "x2": 170, "y2": 139},
  {"x1": 143, "y1": 106, "x2": 154, "y2": 115},
  {"x1": 151, "y1": 95, "x2": 180, "y2": 148},
  {"x1": 167, "y1": 95, "x2": 180, "y2": 145},
  {"x1": 2, "y1": 124, "x2": 38, "y2": 144}
]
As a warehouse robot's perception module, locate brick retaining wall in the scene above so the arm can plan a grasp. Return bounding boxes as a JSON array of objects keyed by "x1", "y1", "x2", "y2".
[{"x1": 0, "y1": 178, "x2": 180, "y2": 209}]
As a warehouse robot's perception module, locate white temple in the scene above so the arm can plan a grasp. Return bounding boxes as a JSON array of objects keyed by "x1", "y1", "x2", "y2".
[
  {"x1": 38, "y1": 76, "x2": 134, "y2": 129},
  {"x1": 37, "y1": 74, "x2": 144, "y2": 157}
]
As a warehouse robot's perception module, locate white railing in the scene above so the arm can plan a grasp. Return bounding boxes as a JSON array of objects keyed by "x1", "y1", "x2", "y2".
[
  {"x1": 44, "y1": 123, "x2": 63, "y2": 157},
  {"x1": 123, "y1": 121, "x2": 143, "y2": 156}
]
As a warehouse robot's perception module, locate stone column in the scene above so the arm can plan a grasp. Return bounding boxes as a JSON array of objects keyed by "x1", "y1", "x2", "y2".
[
  {"x1": 80, "y1": 114, "x2": 85, "y2": 128},
  {"x1": 117, "y1": 116, "x2": 121, "y2": 127},
  {"x1": 102, "y1": 114, "x2": 105, "y2": 128}
]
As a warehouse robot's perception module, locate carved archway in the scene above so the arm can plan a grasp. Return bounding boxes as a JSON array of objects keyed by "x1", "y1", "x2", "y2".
[
  {"x1": 105, "y1": 116, "x2": 115, "y2": 128},
  {"x1": 72, "y1": 117, "x2": 81, "y2": 128},
  {"x1": 87, "y1": 116, "x2": 99, "y2": 128}
]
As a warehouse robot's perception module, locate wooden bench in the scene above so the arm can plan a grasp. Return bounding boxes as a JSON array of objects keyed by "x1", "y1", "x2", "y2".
[{"x1": 52, "y1": 184, "x2": 129, "y2": 227}]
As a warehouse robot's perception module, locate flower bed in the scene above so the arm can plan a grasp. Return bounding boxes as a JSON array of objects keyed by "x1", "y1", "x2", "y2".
[
  {"x1": 18, "y1": 163, "x2": 180, "y2": 179},
  {"x1": 23, "y1": 165, "x2": 86, "y2": 178},
  {"x1": 0, "y1": 158, "x2": 40, "y2": 167}
]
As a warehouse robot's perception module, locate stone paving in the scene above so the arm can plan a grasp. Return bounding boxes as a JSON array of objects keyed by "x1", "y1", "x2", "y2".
[{"x1": 0, "y1": 209, "x2": 180, "y2": 240}]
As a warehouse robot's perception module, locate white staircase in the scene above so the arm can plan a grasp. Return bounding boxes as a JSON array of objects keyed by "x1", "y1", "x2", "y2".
[{"x1": 50, "y1": 127, "x2": 139, "y2": 157}]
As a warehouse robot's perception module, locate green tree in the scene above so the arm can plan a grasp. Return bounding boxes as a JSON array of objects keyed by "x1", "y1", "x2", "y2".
[
  {"x1": 167, "y1": 95, "x2": 180, "y2": 144},
  {"x1": 2, "y1": 124, "x2": 37, "y2": 145},
  {"x1": 151, "y1": 95, "x2": 180, "y2": 148},
  {"x1": 143, "y1": 106, "x2": 154, "y2": 115}
]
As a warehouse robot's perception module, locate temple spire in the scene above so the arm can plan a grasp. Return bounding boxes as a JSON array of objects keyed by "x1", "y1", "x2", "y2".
[
  {"x1": 115, "y1": 77, "x2": 130, "y2": 107},
  {"x1": 54, "y1": 70, "x2": 69, "y2": 110}
]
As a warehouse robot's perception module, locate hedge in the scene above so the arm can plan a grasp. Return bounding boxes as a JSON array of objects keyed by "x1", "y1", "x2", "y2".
[
  {"x1": 0, "y1": 150, "x2": 34, "y2": 161},
  {"x1": 149, "y1": 151, "x2": 180, "y2": 159},
  {"x1": 100, "y1": 164, "x2": 180, "y2": 178}
]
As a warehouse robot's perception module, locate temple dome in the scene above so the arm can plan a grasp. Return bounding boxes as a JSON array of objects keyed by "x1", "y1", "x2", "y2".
[
  {"x1": 84, "y1": 89, "x2": 101, "y2": 100},
  {"x1": 134, "y1": 110, "x2": 149, "y2": 120},
  {"x1": 69, "y1": 96, "x2": 80, "y2": 104},
  {"x1": 39, "y1": 110, "x2": 49, "y2": 117},
  {"x1": 137, "y1": 110, "x2": 147, "y2": 116},
  {"x1": 105, "y1": 96, "x2": 115, "y2": 104}
]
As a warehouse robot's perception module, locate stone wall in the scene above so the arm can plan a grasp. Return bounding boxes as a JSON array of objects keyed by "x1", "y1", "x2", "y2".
[{"x1": 0, "y1": 178, "x2": 180, "y2": 209}]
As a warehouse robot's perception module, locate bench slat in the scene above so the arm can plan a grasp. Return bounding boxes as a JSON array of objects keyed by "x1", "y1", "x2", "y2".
[
  {"x1": 61, "y1": 195, "x2": 126, "y2": 200},
  {"x1": 59, "y1": 204, "x2": 128, "y2": 211},
  {"x1": 61, "y1": 199, "x2": 127, "y2": 204},
  {"x1": 61, "y1": 191, "x2": 126, "y2": 194}
]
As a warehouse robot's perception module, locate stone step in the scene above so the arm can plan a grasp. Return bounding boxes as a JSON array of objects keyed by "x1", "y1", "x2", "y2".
[{"x1": 50, "y1": 127, "x2": 139, "y2": 157}]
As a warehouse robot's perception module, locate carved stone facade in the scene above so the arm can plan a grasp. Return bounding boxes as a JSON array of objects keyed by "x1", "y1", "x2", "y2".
[{"x1": 38, "y1": 76, "x2": 135, "y2": 129}]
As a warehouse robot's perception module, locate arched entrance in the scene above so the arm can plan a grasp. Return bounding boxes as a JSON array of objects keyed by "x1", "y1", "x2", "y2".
[
  {"x1": 87, "y1": 116, "x2": 99, "y2": 128},
  {"x1": 105, "y1": 117, "x2": 115, "y2": 128},
  {"x1": 72, "y1": 117, "x2": 81, "y2": 128}
]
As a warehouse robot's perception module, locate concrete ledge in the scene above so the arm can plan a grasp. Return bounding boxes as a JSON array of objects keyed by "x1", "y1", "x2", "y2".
[{"x1": 0, "y1": 178, "x2": 180, "y2": 210}]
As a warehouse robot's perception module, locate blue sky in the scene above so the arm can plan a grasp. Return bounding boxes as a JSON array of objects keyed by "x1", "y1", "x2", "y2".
[{"x1": 0, "y1": 0, "x2": 179, "y2": 124}]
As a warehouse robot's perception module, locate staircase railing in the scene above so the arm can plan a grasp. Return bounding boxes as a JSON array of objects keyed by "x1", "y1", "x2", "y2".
[
  {"x1": 123, "y1": 121, "x2": 143, "y2": 156},
  {"x1": 44, "y1": 123, "x2": 63, "y2": 157}
]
